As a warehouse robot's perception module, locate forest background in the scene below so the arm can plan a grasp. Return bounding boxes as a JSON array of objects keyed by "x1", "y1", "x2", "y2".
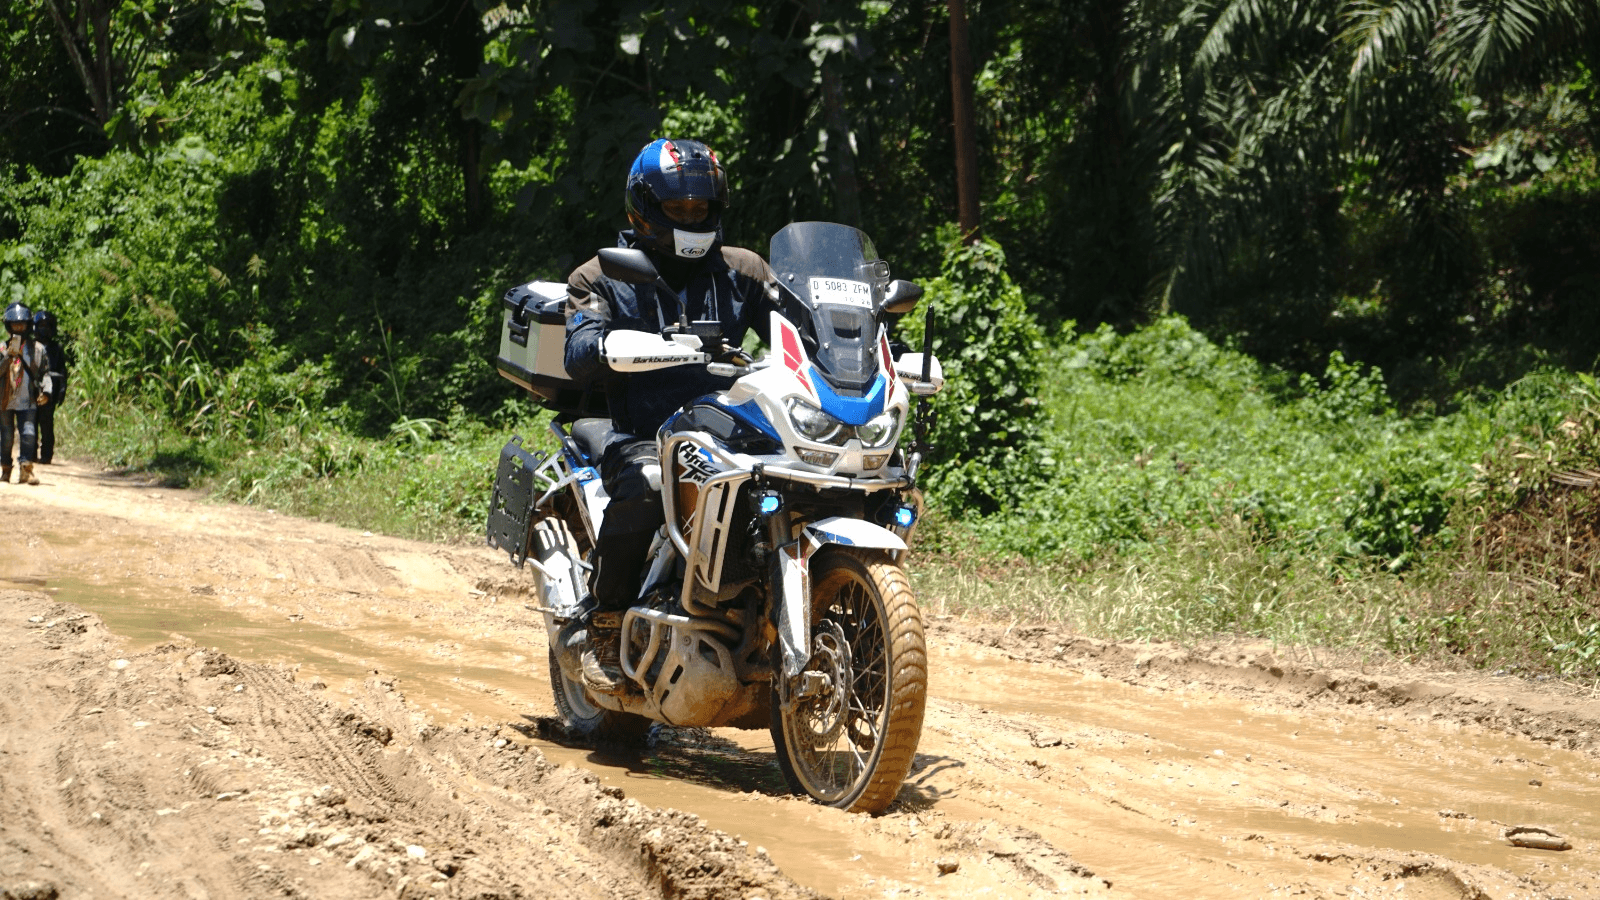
[{"x1": 3, "y1": 0, "x2": 1599, "y2": 676}]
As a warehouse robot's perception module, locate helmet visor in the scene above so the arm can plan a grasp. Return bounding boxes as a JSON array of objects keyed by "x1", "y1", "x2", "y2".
[{"x1": 662, "y1": 198, "x2": 711, "y2": 225}]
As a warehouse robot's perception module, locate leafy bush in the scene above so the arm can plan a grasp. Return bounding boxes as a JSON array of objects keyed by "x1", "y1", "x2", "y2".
[
  {"x1": 924, "y1": 316, "x2": 1571, "y2": 567},
  {"x1": 898, "y1": 233, "x2": 1049, "y2": 514}
]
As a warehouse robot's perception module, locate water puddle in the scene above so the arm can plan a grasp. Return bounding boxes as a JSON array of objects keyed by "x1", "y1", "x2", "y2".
[
  {"x1": 29, "y1": 574, "x2": 541, "y2": 726},
  {"x1": 21, "y1": 573, "x2": 928, "y2": 898}
]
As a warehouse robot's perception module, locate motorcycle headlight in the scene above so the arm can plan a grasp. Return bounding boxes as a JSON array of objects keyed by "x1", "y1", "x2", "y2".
[
  {"x1": 787, "y1": 398, "x2": 846, "y2": 444},
  {"x1": 856, "y1": 410, "x2": 900, "y2": 449}
]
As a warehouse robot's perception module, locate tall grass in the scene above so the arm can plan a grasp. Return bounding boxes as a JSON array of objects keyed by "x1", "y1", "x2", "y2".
[
  {"x1": 911, "y1": 514, "x2": 1590, "y2": 676},
  {"x1": 59, "y1": 396, "x2": 558, "y2": 543},
  {"x1": 911, "y1": 317, "x2": 1599, "y2": 677},
  {"x1": 51, "y1": 315, "x2": 1600, "y2": 678}
]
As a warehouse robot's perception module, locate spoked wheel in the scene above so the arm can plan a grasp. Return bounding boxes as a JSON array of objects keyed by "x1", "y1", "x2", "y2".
[
  {"x1": 536, "y1": 519, "x2": 650, "y2": 744},
  {"x1": 771, "y1": 547, "x2": 927, "y2": 814}
]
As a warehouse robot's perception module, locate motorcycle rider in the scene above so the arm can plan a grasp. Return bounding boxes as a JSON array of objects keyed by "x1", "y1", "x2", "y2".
[
  {"x1": 32, "y1": 309, "x2": 67, "y2": 465},
  {"x1": 563, "y1": 138, "x2": 782, "y2": 694},
  {"x1": 2, "y1": 302, "x2": 53, "y2": 485}
]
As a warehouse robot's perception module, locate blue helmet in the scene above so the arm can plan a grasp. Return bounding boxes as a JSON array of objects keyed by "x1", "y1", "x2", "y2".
[{"x1": 624, "y1": 138, "x2": 727, "y2": 259}]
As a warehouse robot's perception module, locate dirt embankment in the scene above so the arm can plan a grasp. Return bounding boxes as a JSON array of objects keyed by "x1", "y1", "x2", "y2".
[{"x1": 6, "y1": 459, "x2": 1600, "y2": 900}]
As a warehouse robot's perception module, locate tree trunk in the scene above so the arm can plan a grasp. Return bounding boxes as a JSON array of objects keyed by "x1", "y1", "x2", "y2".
[
  {"x1": 442, "y1": 0, "x2": 486, "y2": 229},
  {"x1": 807, "y1": 0, "x2": 861, "y2": 229},
  {"x1": 43, "y1": 0, "x2": 113, "y2": 129},
  {"x1": 948, "y1": 0, "x2": 980, "y2": 244},
  {"x1": 820, "y1": 62, "x2": 862, "y2": 228}
]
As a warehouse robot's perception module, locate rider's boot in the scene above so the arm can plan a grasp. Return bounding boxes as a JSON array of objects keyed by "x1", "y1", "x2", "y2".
[
  {"x1": 19, "y1": 463, "x2": 37, "y2": 485},
  {"x1": 579, "y1": 522, "x2": 658, "y2": 696},
  {"x1": 580, "y1": 609, "x2": 628, "y2": 695}
]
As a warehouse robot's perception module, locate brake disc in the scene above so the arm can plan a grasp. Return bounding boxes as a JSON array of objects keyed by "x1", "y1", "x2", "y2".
[{"x1": 797, "y1": 620, "x2": 852, "y2": 744}]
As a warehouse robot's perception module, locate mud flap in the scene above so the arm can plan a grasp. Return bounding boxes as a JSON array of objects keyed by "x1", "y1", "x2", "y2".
[
  {"x1": 776, "y1": 518, "x2": 909, "y2": 682},
  {"x1": 528, "y1": 534, "x2": 586, "y2": 620},
  {"x1": 487, "y1": 435, "x2": 545, "y2": 565}
]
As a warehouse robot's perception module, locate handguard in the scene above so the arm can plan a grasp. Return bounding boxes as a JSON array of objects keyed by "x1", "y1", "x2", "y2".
[
  {"x1": 893, "y1": 353, "x2": 945, "y2": 395},
  {"x1": 603, "y1": 330, "x2": 712, "y2": 372}
]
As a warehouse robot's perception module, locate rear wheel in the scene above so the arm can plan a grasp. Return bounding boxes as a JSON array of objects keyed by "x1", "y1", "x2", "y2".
[
  {"x1": 548, "y1": 649, "x2": 651, "y2": 743},
  {"x1": 771, "y1": 547, "x2": 927, "y2": 813},
  {"x1": 536, "y1": 519, "x2": 650, "y2": 743}
]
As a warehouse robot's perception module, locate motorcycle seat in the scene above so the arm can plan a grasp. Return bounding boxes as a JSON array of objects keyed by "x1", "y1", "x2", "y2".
[{"x1": 569, "y1": 417, "x2": 619, "y2": 466}]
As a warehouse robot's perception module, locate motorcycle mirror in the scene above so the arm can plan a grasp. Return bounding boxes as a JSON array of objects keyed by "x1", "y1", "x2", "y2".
[
  {"x1": 881, "y1": 279, "x2": 924, "y2": 315},
  {"x1": 598, "y1": 247, "x2": 659, "y2": 284}
]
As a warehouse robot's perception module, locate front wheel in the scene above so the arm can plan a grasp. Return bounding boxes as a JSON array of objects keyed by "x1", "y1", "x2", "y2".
[{"x1": 771, "y1": 547, "x2": 927, "y2": 814}]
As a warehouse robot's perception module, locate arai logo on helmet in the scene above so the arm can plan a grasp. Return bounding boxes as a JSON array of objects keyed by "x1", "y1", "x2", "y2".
[{"x1": 674, "y1": 228, "x2": 715, "y2": 258}]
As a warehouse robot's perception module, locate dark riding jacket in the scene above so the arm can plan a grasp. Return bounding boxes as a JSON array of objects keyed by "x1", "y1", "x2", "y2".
[
  {"x1": 564, "y1": 231, "x2": 780, "y2": 438},
  {"x1": 41, "y1": 339, "x2": 68, "y2": 404}
]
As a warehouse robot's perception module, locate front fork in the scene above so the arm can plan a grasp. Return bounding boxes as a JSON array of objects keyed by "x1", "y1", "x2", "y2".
[{"x1": 767, "y1": 511, "x2": 910, "y2": 710}]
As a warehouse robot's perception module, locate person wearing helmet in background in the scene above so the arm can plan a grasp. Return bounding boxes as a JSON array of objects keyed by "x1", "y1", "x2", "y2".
[
  {"x1": 2, "y1": 302, "x2": 54, "y2": 485},
  {"x1": 31, "y1": 309, "x2": 68, "y2": 465},
  {"x1": 562, "y1": 138, "x2": 782, "y2": 695}
]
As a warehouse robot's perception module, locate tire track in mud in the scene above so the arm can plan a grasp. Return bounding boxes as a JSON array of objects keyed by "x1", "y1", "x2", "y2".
[
  {"x1": 228, "y1": 661, "x2": 646, "y2": 898},
  {"x1": 0, "y1": 590, "x2": 823, "y2": 900},
  {"x1": 236, "y1": 664, "x2": 404, "y2": 818},
  {"x1": 9, "y1": 627, "x2": 285, "y2": 899}
]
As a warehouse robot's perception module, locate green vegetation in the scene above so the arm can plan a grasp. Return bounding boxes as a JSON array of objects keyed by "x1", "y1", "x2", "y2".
[
  {"x1": 4, "y1": 1, "x2": 1598, "y2": 678},
  {"x1": 911, "y1": 314, "x2": 1600, "y2": 678},
  {"x1": 59, "y1": 393, "x2": 559, "y2": 544}
]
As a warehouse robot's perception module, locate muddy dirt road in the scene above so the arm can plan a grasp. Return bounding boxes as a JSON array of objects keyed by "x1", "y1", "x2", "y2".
[{"x1": 5, "y1": 459, "x2": 1600, "y2": 899}]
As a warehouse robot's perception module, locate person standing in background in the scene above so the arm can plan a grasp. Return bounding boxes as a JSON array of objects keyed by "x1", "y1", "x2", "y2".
[
  {"x1": 31, "y1": 309, "x2": 67, "y2": 464},
  {"x1": 2, "y1": 302, "x2": 53, "y2": 485}
]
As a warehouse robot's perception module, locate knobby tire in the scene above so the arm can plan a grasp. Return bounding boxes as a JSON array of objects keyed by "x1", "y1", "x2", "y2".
[{"x1": 771, "y1": 547, "x2": 927, "y2": 814}]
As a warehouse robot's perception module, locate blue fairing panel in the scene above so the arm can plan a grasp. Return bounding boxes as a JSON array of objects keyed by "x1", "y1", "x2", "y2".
[
  {"x1": 722, "y1": 400, "x2": 782, "y2": 440},
  {"x1": 811, "y1": 371, "x2": 887, "y2": 426}
]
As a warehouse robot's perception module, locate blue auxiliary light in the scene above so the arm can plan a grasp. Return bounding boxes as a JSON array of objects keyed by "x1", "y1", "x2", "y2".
[
  {"x1": 893, "y1": 505, "x2": 916, "y2": 528},
  {"x1": 758, "y1": 494, "x2": 783, "y2": 515}
]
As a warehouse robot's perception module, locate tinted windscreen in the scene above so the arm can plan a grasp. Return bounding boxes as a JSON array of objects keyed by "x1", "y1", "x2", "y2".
[{"x1": 768, "y1": 223, "x2": 886, "y2": 394}]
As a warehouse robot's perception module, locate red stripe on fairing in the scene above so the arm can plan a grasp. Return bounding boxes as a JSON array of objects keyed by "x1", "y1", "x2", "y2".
[
  {"x1": 778, "y1": 318, "x2": 814, "y2": 397},
  {"x1": 879, "y1": 333, "x2": 899, "y2": 405},
  {"x1": 781, "y1": 325, "x2": 801, "y2": 370}
]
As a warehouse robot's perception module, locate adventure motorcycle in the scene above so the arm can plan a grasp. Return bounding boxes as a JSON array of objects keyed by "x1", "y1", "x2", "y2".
[{"x1": 488, "y1": 221, "x2": 944, "y2": 814}]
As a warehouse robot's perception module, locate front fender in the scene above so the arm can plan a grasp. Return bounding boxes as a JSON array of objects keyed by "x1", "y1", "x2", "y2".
[
  {"x1": 776, "y1": 517, "x2": 907, "y2": 681},
  {"x1": 804, "y1": 516, "x2": 908, "y2": 552}
]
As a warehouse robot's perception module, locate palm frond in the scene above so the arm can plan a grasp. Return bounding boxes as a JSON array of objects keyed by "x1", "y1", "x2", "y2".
[
  {"x1": 1438, "y1": 0, "x2": 1545, "y2": 89},
  {"x1": 1194, "y1": 0, "x2": 1271, "y2": 76},
  {"x1": 1437, "y1": 0, "x2": 1600, "y2": 93},
  {"x1": 1340, "y1": 0, "x2": 1439, "y2": 84}
]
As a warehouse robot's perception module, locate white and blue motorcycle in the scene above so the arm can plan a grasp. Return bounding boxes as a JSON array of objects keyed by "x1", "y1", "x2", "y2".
[{"x1": 489, "y1": 221, "x2": 943, "y2": 814}]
